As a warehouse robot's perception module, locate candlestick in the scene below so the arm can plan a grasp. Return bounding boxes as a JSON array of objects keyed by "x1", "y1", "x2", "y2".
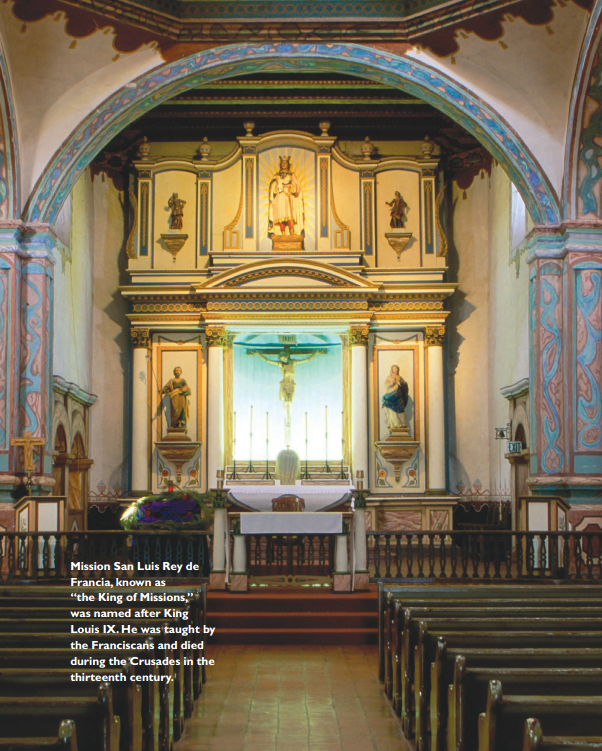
[
  {"x1": 301, "y1": 410, "x2": 310, "y2": 480},
  {"x1": 262, "y1": 410, "x2": 272, "y2": 480},
  {"x1": 323, "y1": 405, "x2": 331, "y2": 473},
  {"x1": 229, "y1": 410, "x2": 240, "y2": 480},
  {"x1": 245, "y1": 405, "x2": 255, "y2": 472}
]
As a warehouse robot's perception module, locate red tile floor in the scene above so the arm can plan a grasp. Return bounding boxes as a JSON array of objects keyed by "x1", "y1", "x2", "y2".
[{"x1": 176, "y1": 645, "x2": 411, "y2": 751}]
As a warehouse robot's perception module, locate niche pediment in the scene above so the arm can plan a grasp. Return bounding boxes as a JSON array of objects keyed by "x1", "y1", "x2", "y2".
[{"x1": 196, "y1": 258, "x2": 378, "y2": 291}]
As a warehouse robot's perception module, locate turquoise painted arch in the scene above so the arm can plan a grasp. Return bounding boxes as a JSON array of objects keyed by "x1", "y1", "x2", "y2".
[{"x1": 23, "y1": 42, "x2": 561, "y2": 227}]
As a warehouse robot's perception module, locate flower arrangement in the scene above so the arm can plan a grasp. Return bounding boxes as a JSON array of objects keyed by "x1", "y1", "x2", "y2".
[{"x1": 120, "y1": 487, "x2": 213, "y2": 531}]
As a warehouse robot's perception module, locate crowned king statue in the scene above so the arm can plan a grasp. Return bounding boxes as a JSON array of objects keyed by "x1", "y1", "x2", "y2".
[{"x1": 268, "y1": 155, "x2": 305, "y2": 239}]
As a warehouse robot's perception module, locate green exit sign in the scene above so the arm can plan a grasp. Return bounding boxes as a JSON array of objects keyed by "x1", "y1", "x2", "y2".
[{"x1": 508, "y1": 441, "x2": 523, "y2": 453}]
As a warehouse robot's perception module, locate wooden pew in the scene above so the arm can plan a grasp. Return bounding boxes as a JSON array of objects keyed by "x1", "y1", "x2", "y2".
[
  {"x1": 0, "y1": 645, "x2": 164, "y2": 751},
  {"x1": 408, "y1": 626, "x2": 602, "y2": 748},
  {"x1": 381, "y1": 585, "x2": 602, "y2": 698},
  {"x1": 450, "y1": 658, "x2": 602, "y2": 751},
  {"x1": 478, "y1": 681, "x2": 602, "y2": 751},
  {"x1": 392, "y1": 602, "x2": 602, "y2": 709},
  {"x1": 0, "y1": 682, "x2": 120, "y2": 751},
  {"x1": 431, "y1": 643, "x2": 602, "y2": 751},
  {"x1": 0, "y1": 719, "x2": 78, "y2": 750},
  {"x1": 523, "y1": 718, "x2": 602, "y2": 751},
  {"x1": 401, "y1": 613, "x2": 602, "y2": 733}
]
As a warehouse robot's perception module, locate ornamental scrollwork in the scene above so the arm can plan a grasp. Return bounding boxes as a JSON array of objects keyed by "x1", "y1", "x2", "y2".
[
  {"x1": 205, "y1": 327, "x2": 228, "y2": 348},
  {"x1": 130, "y1": 327, "x2": 150, "y2": 349},
  {"x1": 425, "y1": 326, "x2": 445, "y2": 347},
  {"x1": 348, "y1": 326, "x2": 370, "y2": 347}
]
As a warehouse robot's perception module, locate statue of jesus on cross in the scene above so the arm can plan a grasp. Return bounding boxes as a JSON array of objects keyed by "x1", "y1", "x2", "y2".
[{"x1": 247, "y1": 346, "x2": 327, "y2": 404}]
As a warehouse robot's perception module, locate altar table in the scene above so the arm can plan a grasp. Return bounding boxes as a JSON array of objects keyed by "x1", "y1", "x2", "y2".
[
  {"x1": 228, "y1": 485, "x2": 351, "y2": 512},
  {"x1": 240, "y1": 512, "x2": 343, "y2": 535}
]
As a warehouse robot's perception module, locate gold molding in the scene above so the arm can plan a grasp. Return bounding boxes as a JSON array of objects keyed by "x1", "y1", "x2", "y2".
[
  {"x1": 223, "y1": 267, "x2": 348, "y2": 288},
  {"x1": 425, "y1": 325, "x2": 446, "y2": 347},
  {"x1": 126, "y1": 187, "x2": 138, "y2": 260},
  {"x1": 205, "y1": 327, "x2": 228, "y2": 348},
  {"x1": 130, "y1": 327, "x2": 150, "y2": 349},
  {"x1": 435, "y1": 183, "x2": 448, "y2": 257},
  {"x1": 348, "y1": 325, "x2": 369, "y2": 347}
]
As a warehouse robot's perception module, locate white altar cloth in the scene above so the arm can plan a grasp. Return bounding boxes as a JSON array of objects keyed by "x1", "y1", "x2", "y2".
[
  {"x1": 240, "y1": 512, "x2": 343, "y2": 535},
  {"x1": 228, "y1": 485, "x2": 352, "y2": 512}
]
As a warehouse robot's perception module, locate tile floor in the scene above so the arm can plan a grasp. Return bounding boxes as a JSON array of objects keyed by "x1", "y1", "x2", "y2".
[{"x1": 176, "y1": 645, "x2": 410, "y2": 751}]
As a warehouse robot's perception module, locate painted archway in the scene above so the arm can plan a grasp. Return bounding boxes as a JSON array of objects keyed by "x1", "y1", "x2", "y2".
[{"x1": 22, "y1": 42, "x2": 561, "y2": 228}]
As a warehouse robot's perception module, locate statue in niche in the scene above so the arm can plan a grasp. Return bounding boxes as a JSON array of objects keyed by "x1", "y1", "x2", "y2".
[
  {"x1": 382, "y1": 364, "x2": 409, "y2": 431},
  {"x1": 247, "y1": 348, "x2": 327, "y2": 404},
  {"x1": 385, "y1": 191, "x2": 408, "y2": 229},
  {"x1": 161, "y1": 366, "x2": 191, "y2": 430},
  {"x1": 168, "y1": 193, "x2": 186, "y2": 230},
  {"x1": 268, "y1": 156, "x2": 304, "y2": 237}
]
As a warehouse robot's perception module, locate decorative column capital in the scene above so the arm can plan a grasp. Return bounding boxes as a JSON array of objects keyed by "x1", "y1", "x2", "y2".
[
  {"x1": 425, "y1": 326, "x2": 445, "y2": 347},
  {"x1": 348, "y1": 326, "x2": 370, "y2": 347},
  {"x1": 130, "y1": 328, "x2": 150, "y2": 349},
  {"x1": 206, "y1": 327, "x2": 228, "y2": 348}
]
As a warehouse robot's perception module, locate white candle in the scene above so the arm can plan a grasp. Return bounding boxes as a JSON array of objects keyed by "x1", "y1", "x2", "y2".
[
  {"x1": 305, "y1": 412, "x2": 308, "y2": 442},
  {"x1": 266, "y1": 411, "x2": 269, "y2": 441},
  {"x1": 234, "y1": 411, "x2": 237, "y2": 441},
  {"x1": 325, "y1": 405, "x2": 328, "y2": 432}
]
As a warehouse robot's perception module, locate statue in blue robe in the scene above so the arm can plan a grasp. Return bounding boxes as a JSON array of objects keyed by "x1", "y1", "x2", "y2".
[{"x1": 382, "y1": 364, "x2": 409, "y2": 430}]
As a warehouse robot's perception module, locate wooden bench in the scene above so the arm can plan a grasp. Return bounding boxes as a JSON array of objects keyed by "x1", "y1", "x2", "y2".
[
  {"x1": 401, "y1": 614, "x2": 602, "y2": 735},
  {"x1": 0, "y1": 682, "x2": 119, "y2": 751},
  {"x1": 0, "y1": 667, "x2": 142, "y2": 751},
  {"x1": 523, "y1": 718, "x2": 602, "y2": 751},
  {"x1": 450, "y1": 659, "x2": 602, "y2": 751},
  {"x1": 0, "y1": 646, "x2": 164, "y2": 751},
  {"x1": 409, "y1": 627, "x2": 602, "y2": 748},
  {"x1": 380, "y1": 585, "x2": 602, "y2": 696},
  {"x1": 430, "y1": 643, "x2": 602, "y2": 751},
  {"x1": 0, "y1": 719, "x2": 78, "y2": 750},
  {"x1": 479, "y1": 680, "x2": 602, "y2": 751}
]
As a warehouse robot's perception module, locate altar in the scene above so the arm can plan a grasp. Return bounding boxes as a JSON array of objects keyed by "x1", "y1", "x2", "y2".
[
  {"x1": 228, "y1": 485, "x2": 352, "y2": 512},
  {"x1": 240, "y1": 512, "x2": 343, "y2": 535}
]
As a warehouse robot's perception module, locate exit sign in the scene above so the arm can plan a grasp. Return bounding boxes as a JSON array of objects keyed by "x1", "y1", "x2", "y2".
[{"x1": 508, "y1": 441, "x2": 523, "y2": 453}]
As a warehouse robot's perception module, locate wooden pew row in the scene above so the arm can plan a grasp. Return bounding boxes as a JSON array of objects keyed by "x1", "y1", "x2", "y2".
[
  {"x1": 479, "y1": 680, "x2": 602, "y2": 751},
  {"x1": 412, "y1": 628, "x2": 602, "y2": 751},
  {"x1": 431, "y1": 644, "x2": 602, "y2": 751},
  {"x1": 0, "y1": 683, "x2": 120, "y2": 751},
  {"x1": 382, "y1": 587, "x2": 602, "y2": 699},
  {"x1": 391, "y1": 602, "x2": 602, "y2": 707},
  {"x1": 0, "y1": 667, "x2": 142, "y2": 751},
  {"x1": 0, "y1": 719, "x2": 78, "y2": 751},
  {"x1": 378, "y1": 583, "x2": 602, "y2": 684},
  {"x1": 450, "y1": 659, "x2": 602, "y2": 751},
  {"x1": 403, "y1": 615, "x2": 602, "y2": 738},
  {"x1": 0, "y1": 589, "x2": 206, "y2": 700},
  {"x1": 523, "y1": 718, "x2": 602, "y2": 751},
  {"x1": 0, "y1": 645, "x2": 166, "y2": 751},
  {"x1": 0, "y1": 629, "x2": 182, "y2": 749}
]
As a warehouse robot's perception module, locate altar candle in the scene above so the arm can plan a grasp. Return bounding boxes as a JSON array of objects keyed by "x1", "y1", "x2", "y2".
[
  {"x1": 234, "y1": 412, "x2": 237, "y2": 441},
  {"x1": 266, "y1": 411, "x2": 269, "y2": 441},
  {"x1": 305, "y1": 412, "x2": 308, "y2": 442},
  {"x1": 250, "y1": 405, "x2": 253, "y2": 434},
  {"x1": 325, "y1": 405, "x2": 328, "y2": 432}
]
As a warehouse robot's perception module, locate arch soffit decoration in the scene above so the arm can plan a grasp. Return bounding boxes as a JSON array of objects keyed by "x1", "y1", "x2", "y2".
[
  {"x1": 22, "y1": 43, "x2": 561, "y2": 229},
  {"x1": 198, "y1": 257, "x2": 379, "y2": 290},
  {"x1": 564, "y1": 3, "x2": 602, "y2": 220},
  {"x1": 0, "y1": 33, "x2": 19, "y2": 220},
  {"x1": 51, "y1": 401, "x2": 71, "y2": 453}
]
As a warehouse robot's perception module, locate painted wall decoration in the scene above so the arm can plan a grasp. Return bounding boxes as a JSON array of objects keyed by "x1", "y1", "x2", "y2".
[
  {"x1": 538, "y1": 262, "x2": 565, "y2": 474},
  {"x1": 574, "y1": 265, "x2": 602, "y2": 454}
]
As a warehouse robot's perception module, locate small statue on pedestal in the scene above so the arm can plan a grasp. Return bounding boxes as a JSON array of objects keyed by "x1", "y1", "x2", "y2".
[
  {"x1": 161, "y1": 366, "x2": 191, "y2": 433},
  {"x1": 385, "y1": 191, "x2": 408, "y2": 229}
]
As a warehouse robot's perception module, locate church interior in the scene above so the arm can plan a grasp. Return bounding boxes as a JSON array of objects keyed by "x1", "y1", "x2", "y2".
[{"x1": 1, "y1": 0, "x2": 602, "y2": 749}]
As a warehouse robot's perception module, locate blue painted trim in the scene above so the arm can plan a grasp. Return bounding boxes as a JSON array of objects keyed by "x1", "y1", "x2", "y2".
[
  {"x1": 424, "y1": 181, "x2": 434, "y2": 255},
  {"x1": 139, "y1": 182, "x2": 149, "y2": 257},
  {"x1": 245, "y1": 158, "x2": 254, "y2": 240}
]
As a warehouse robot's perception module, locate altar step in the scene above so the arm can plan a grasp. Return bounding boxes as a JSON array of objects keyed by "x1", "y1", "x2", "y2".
[{"x1": 206, "y1": 588, "x2": 378, "y2": 645}]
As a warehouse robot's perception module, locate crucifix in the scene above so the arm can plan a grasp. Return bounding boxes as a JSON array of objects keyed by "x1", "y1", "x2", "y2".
[
  {"x1": 247, "y1": 344, "x2": 327, "y2": 446},
  {"x1": 11, "y1": 430, "x2": 46, "y2": 473}
]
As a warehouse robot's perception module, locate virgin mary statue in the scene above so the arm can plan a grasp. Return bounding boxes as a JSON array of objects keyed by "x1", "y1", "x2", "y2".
[{"x1": 382, "y1": 365, "x2": 409, "y2": 431}]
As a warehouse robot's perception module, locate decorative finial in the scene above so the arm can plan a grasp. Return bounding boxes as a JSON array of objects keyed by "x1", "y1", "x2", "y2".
[
  {"x1": 319, "y1": 121, "x2": 331, "y2": 136},
  {"x1": 197, "y1": 136, "x2": 211, "y2": 162},
  {"x1": 421, "y1": 135, "x2": 435, "y2": 158},
  {"x1": 138, "y1": 136, "x2": 151, "y2": 160},
  {"x1": 361, "y1": 136, "x2": 375, "y2": 161},
  {"x1": 243, "y1": 121, "x2": 255, "y2": 137}
]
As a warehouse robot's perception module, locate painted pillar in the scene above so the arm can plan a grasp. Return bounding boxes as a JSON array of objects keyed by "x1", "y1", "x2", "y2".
[
  {"x1": 0, "y1": 223, "x2": 55, "y2": 501},
  {"x1": 206, "y1": 327, "x2": 227, "y2": 485},
  {"x1": 528, "y1": 227, "x2": 602, "y2": 504},
  {"x1": 349, "y1": 325, "x2": 369, "y2": 483},
  {"x1": 130, "y1": 328, "x2": 150, "y2": 494},
  {"x1": 425, "y1": 325, "x2": 446, "y2": 492}
]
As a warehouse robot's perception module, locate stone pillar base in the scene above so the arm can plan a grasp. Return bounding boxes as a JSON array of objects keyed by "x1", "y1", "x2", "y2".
[
  {"x1": 333, "y1": 573, "x2": 352, "y2": 592},
  {"x1": 209, "y1": 572, "x2": 227, "y2": 590},
  {"x1": 353, "y1": 572, "x2": 370, "y2": 591},
  {"x1": 229, "y1": 574, "x2": 248, "y2": 592}
]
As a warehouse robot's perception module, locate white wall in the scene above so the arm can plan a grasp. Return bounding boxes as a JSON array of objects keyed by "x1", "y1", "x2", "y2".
[{"x1": 53, "y1": 172, "x2": 94, "y2": 394}]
